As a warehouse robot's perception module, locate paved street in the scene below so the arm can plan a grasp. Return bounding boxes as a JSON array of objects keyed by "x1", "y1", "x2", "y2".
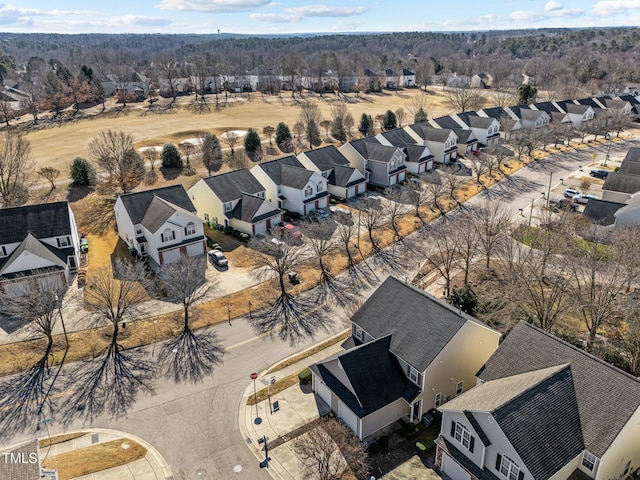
[{"x1": 2, "y1": 135, "x2": 639, "y2": 480}]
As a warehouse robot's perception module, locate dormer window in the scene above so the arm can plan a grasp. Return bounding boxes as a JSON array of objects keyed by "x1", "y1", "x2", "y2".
[
  {"x1": 135, "y1": 226, "x2": 142, "y2": 235},
  {"x1": 305, "y1": 185, "x2": 313, "y2": 197},
  {"x1": 322, "y1": 171, "x2": 328, "y2": 178},
  {"x1": 316, "y1": 183, "x2": 323, "y2": 193},
  {"x1": 184, "y1": 222, "x2": 196, "y2": 236},
  {"x1": 224, "y1": 202, "x2": 233, "y2": 212},
  {"x1": 581, "y1": 451, "x2": 598, "y2": 471},
  {"x1": 57, "y1": 236, "x2": 70, "y2": 248},
  {"x1": 161, "y1": 228, "x2": 175, "y2": 242}
]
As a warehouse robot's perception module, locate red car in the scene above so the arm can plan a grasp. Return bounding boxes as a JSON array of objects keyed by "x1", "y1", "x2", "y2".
[{"x1": 279, "y1": 223, "x2": 303, "y2": 243}]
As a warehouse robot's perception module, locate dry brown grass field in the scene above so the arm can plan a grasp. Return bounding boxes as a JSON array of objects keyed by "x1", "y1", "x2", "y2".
[{"x1": 24, "y1": 88, "x2": 471, "y2": 175}]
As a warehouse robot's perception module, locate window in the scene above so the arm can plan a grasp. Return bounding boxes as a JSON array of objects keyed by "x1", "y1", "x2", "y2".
[
  {"x1": 317, "y1": 183, "x2": 323, "y2": 193},
  {"x1": 354, "y1": 324, "x2": 363, "y2": 340},
  {"x1": 409, "y1": 366, "x2": 419, "y2": 384},
  {"x1": 322, "y1": 171, "x2": 328, "y2": 178},
  {"x1": 435, "y1": 392, "x2": 442, "y2": 407},
  {"x1": 161, "y1": 228, "x2": 175, "y2": 242},
  {"x1": 224, "y1": 202, "x2": 233, "y2": 212},
  {"x1": 135, "y1": 226, "x2": 142, "y2": 235},
  {"x1": 582, "y1": 451, "x2": 597, "y2": 471},
  {"x1": 204, "y1": 213, "x2": 210, "y2": 222},
  {"x1": 305, "y1": 185, "x2": 313, "y2": 197},
  {"x1": 0, "y1": 245, "x2": 6, "y2": 257},
  {"x1": 497, "y1": 455, "x2": 520, "y2": 480},
  {"x1": 185, "y1": 222, "x2": 196, "y2": 236},
  {"x1": 456, "y1": 381, "x2": 463, "y2": 396},
  {"x1": 451, "y1": 422, "x2": 474, "y2": 452},
  {"x1": 57, "y1": 236, "x2": 70, "y2": 248}
]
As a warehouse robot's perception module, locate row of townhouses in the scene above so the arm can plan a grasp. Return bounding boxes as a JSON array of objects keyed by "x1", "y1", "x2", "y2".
[
  {"x1": 2, "y1": 93, "x2": 639, "y2": 291},
  {"x1": 310, "y1": 277, "x2": 640, "y2": 480}
]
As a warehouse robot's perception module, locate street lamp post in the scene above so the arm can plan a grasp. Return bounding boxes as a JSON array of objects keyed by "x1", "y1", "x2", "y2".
[
  {"x1": 152, "y1": 320, "x2": 157, "y2": 357},
  {"x1": 227, "y1": 305, "x2": 232, "y2": 326},
  {"x1": 604, "y1": 133, "x2": 613, "y2": 166},
  {"x1": 546, "y1": 172, "x2": 553, "y2": 210},
  {"x1": 528, "y1": 198, "x2": 534, "y2": 227},
  {"x1": 257, "y1": 436, "x2": 270, "y2": 468},
  {"x1": 248, "y1": 301, "x2": 253, "y2": 319}
]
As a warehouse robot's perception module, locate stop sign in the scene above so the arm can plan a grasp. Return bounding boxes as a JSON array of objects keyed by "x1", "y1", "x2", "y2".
[{"x1": 250, "y1": 372, "x2": 258, "y2": 380}]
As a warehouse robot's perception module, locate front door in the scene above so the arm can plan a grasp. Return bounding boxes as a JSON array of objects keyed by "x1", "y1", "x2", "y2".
[{"x1": 410, "y1": 401, "x2": 420, "y2": 423}]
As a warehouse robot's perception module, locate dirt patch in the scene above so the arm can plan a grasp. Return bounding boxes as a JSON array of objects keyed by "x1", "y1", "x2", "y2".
[{"x1": 39, "y1": 432, "x2": 87, "y2": 448}]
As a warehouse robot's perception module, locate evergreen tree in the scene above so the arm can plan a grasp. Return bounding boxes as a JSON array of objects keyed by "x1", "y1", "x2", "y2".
[
  {"x1": 201, "y1": 133, "x2": 223, "y2": 176},
  {"x1": 414, "y1": 107, "x2": 428, "y2": 123},
  {"x1": 275, "y1": 122, "x2": 293, "y2": 153},
  {"x1": 69, "y1": 156, "x2": 97, "y2": 186},
  {"x1": 244, "y1": 128, "x2": 261, "y2": 152},
  {"x1": 358, "y1": 113, "x2": 372, "y2": 137},
  {"x1": 161, "y1": 143, "x2": 183, "y2": 168},
  {"x1": 383, "y1": 109, "x2": 397, "y2": 130}
]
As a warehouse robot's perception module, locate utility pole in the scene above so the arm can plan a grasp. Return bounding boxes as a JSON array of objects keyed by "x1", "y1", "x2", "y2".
[{"x1": 257, "y1": 436, "x2": 270, "y2": 468}]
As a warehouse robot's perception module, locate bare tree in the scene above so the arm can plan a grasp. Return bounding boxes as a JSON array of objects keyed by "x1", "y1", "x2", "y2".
[
  {"x1": 610, "y1": 226, "x2": 640, "y2": 292},
  {"x1": 0, "y1": 130, "x2": 33, "y2": 206},
  {"x1": 611, "y1": 297, "x2": 640, "y2": 376},
  {"x1": 263, "y1": 125, "x2": 275, "y2": 145},
  {"x1": 357, "y1": 196, "x2": 388, "y2": 252},
  {"x1": 200, "y1": 133, "x2": 223, "y2": 176},
  {"x1": 424, "y1": 176, "x2": 446, "y2": 215},
  {"x1": 423, "y1": 222, "x2": 460, "y2": 297},
  {"x1": 89, "y1": 130, "x2": 144, "y2": 193},
  {"x1": 142, "y1": 148, "x2": 159, "y2": 171},
  {"x1": 439, "y1": 169, "x2": 465, "y2": 205},
  {"x1": 224, "y1": 131, "x2": 239, "y2": 155},
  {"x1": 453, "y1": 210, "x2": 480, "y2": 285},
  {"x1": 38, "y1": 166, "x2": 60, "y2": 190},
  {"x1": 395, "y1": 107, "x2": 406, "y2": 127},
  {"x1": 0, "y1": 99, "x2": 15, "y2": 126},
  {"x1": 299, "y1": 101, "x2": 322, "y2": 148},
  {"x1": 408, "y1": 94, "x2": 429, "y2": 123},
  {"x1": 468, "y1": 154, "x2": 489, "y2": 189},
  {"x1": 385, "y1": 189, "x2": 407, "y2": 240},
  {"x1": 408, "y1": 179, "x2": 432, "y2": 223},
  {"x1": 293, "y1": 418, "x2": 369, "y2": 480},
  {"x1": 474, "y1": 201, "x2": 511, "y2": 269},
  {"x1": 444, "y1": 83, "x2": 483, "y2": 113},
  {"x1": 301, "y1": 220, "x2": 346, "y2": 303},
  {"x1": 282, "y1": 52, "x2": 305, "y2": 99},
  {"x1": 490, "y1": 89, "x2": 516, "y2": 108}
]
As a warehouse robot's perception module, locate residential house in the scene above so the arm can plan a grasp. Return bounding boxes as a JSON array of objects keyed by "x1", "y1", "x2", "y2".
[
  {"x1": 250, "y1": 156, "x2": 329, "y2": 216},
  {"x1": 555, "y1": 101, "x2": 595, "y2": 129},
  {"x1": 436, "y1": 321, "x2": 640, "y2": 480},
  {"x1": 617, "y1": 94, "x2": 640, "y2": 118},
  {"x1": 601, "y1": 172, "x2": 640, "y2": 203},
  {"x1": 612, "y1": 195, "x2": 640, "y2": 229},
  {"x1": 339, "y1": 138, "x2": 407, "y2": 188},
  {"x1": 603, "y1": 98, "x2": 633, "y2": 117},
  {"x1": 478, "y1": 107, "x2": 523, "y2": 140},
  {"x1": 470, "y1": 73, "x2": 492, "y2": 89},
  {"x1": 297, "y1": 145, "x2": 367, "y2": 199},
  {"x1": 582, "y1": 198, "x2": 624, "y2": 226},
  {"x1": 384, "y1": 69, "x2": 400, "y2": 90},
  {"x1": 188, "y1": 169, "x2": 282, "y2": 236},
  {"x1": 506, "y1": 105, "x2": 550, "y2": 130},
  {"x1": 454, "y1": 113, "x2": 501, "y2": 147},
  {"x1": 405, "y1": 124, "x2": 458, "y2": 163},
  {"x1": 310, "y1": 277, "x2": 501, "y2": 440},
  {"x1": 374, "y1": 128, "x2": 434, "y2": 174},
  {"x1": 431, "y1": 116, "x2": 479, "y2": 155},
  {"x1": 0, "y1": 202, "x2": 81, "y2": 295},
  {"x1": 530, "y1": 102, "x2": 572, "y2": 126},
  {"x1": 114, "y1": 185, "x2": 206, "y2": 269},
  {"x1": 401, "y1": 69, "x2": 416, "y2": 87}
]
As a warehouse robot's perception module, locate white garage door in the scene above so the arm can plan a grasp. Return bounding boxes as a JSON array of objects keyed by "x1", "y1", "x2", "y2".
[
  {"x1": 389, "y1": 175, "x2": 397, "y2": 186},
  {"x1": 316, "y1": 379, "x2": 332, "y2": 407},
  {"x1": 186, "y1": 242, "x2": 204, "y2": 257},
  {"x1": 254, "y1": 221, "x2": 267, "y2": 235},
  {"x1": 339, "y1": 402, "x2": 359, "y2": 437},
  {"x1": 162, "y1": 248, "x2": 180, "y2": 264},
  {"x1": 442, "y1": 453, "x2": 472, "y2": 480}
]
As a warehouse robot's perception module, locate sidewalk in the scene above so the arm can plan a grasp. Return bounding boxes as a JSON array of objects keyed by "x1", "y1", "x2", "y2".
[
  {"x1": 238, "y1": 333, "x2": 346, "y2": 480},
  {"x1": 38, "y1": 428, "x2": 173, "y2": 480}
]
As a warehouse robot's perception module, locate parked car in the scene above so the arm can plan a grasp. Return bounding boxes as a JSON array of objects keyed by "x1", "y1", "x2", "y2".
[
  {"x1": 563, "y1": 188, "x2": 580, "y2": 198},
  {"x1": 549, "y1": 198, "x2": 579, "y2": 212},
  {"x1": 279, "y1": 223, "x2": 303, "y2": 244},
  {"x1": 572, "y1": 194, "x2": 599, "y2": 204},
  {"x1": 307, "y1": 209, "x2": 329, "y2": 222},
  {"x1": 208, "y1": 250, "x2": 228, "y2": 267},
  {"x1": 589, "y1": 169, "x2": 609, "y2": 179}
]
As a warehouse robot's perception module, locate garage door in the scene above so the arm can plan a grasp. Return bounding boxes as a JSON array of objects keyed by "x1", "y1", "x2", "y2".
[
  {"x1": 339, "y1": 402, "x2": 359, "y2": 437},
  {"x1": 254, "y1": 221, "x2": 267, "y2": 235},
  {"x1": 162, "y1": 248, "x2": 180, "y2": 264},
  {"x1": 186, "y1": 242, "x2": 204, "y2": 257},
  {"x1": 442, "y1": 453, "x2": 472, "y2": 480},
  {"x1": 316, "y1": 379, "x2": 332, "y2": 407}
]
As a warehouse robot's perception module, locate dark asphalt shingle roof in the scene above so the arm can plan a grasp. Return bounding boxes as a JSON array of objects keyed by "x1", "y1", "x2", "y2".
[
  {"x1": 378, "y1": 128, "x2": 420, "y2": 148},
  {"x1": 201, "y1": 169, "x2": 265, "y2": 202},
  {"x1": 350, "y1": 139, "x2": 399, "y2": 163},
  {"x1": 480, "y1": 107, "x2": 508, "y2": 120},
  {"x1": 533, "y1": 102, "x2": 563, "y2": 114},
  {"x1": 350, "y1": 276, "x2": 470, "y2": 372},
  {"x1": 477, "y1": 321, "x2": 640, "y2": 457},
  {"x1": 300, "y1": 145, "x2": 349, "y2": 172},
  {"x1": 603, "y1": 172, "x2": 640, "y2": 194},
  {"x1": 405, "y1": 144, "x2": 432, "y2": 163},
  {"x1": 576, "y1": 97, "x2": 603, "y2": 110},
  {"x1": 140, "y1": 196, "x2": 181, "y2": 233},
  {"x1": 457, "y1": 112, "x2": 495, "y2": 129},
  {"x1": 582, "y1": 199, "x2": 623, "y2": 226},
  {"x1": 256, "y1": 156, "x2": 304, "y2": 185},
  {"x1": 620, "y1": 147, "x2": 640, "y2": 167},
  {"x1": 454, "y1": 129, "x2": 476, "y2": 144},
  {"x1": 229, "y1": 194, "x2": 280, "y2": 223},
  {"x1": 311, "y1": 335, "x2": 420, "y2": 418},
  {"x1": 432, "y1": 115, "x2": 461, "y2": 130},
  {"x1": 118, "y1": 185, "x2": 196, "y2": 225},
  {"x1": 409, "y1": 124, "x2": 455, "y2": 143},
  {"x1": 330, "y1": 164, "x2": 364, "y2": 188},
  {"x1": 0, "y1": 201, "x2": 72, "y2": 244},
  {"x1": 280, "y1": 164, "x2": 314, "y2": 189}
]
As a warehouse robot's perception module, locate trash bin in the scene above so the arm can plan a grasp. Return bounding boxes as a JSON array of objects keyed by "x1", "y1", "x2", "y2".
[{"x1": 288, "y1": 271, "x2": 300, "y2": 285}]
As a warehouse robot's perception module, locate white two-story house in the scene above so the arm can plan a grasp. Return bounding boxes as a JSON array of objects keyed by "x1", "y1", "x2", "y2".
[
  {"x1": 297, "y1": 145, "x2": 367, "y2": 200},
  {"x1": 374, "y1": 128, "x2": 434, "y2": 174},
  {"x1": 454, "y1": 113, "x2": 501, "y2": 147},
  {"x1": 405, "y1": 124, "x2": 458, "y2": 164},
  {"x1": 114, "y1": 185, "x2": 206, "y2": 269},
  {"x1": 310, "y1": 277, "x2": 501, "y2": 440},
  {"x1": 507, "y1": 106, "x2": 550, "y2": 130},
  {"x1": 436, "y1": 321, "x2": 640, "y2": 480},
  {"x1": 339, "y1": 138, "x2": 407, "y2": 188},
  {"x1": 188, "y1": 169, "x2": 282, "y2": 236},
  {"x1": 250, "y1": 156, "x2": 329, "y2": 216},
  {"x1": 0, "y1": 201, "x2": 81, "y2": 295}
]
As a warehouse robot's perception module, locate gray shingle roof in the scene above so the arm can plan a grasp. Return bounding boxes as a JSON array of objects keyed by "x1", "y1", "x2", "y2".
[
  {"x1": 330, "y1": 164, "x2": 364, "y2": 188},
  {"x1": 201, "y1": 169, "x2": 265, "y2": 202},
  {"x1": 0, "y1": 201, "x2": 72, "y2": 244},
  {"x1": 477, "y1": 321, "x2": 640, "y2": 457},
  {"x1": 256, "y1": 156, "x2": 304, "y2": 184},
  {"x1": 533, "y1": 102, "x2": 563, "y2": 114},
  {"x1": 603, "y1": 172, "x2": 640, "y2": 194},
  {"x1": 140, "y1": 197, "x2": 181, "y2": 233},
  {"x1": 562, "y1": 103, "x2": 590, "y2": 115},
  {"x1": 457, "y1": 112, "x2": 495, "y2": 129},
  {"x1": 620, "y1": 147, "x2": 640, "y2": 167},
  {"x1": 432, "y1": 115, "x2": 461, "y2": 130},
  {"x1": 576, "y1": 98, "x2": 603, "y2": 110},
  {"x1": 480, "y1": 107, "x2": 508, "y2": 120},
  {"x1": 512, "y1": 106, "x2": 545, "y2": 122},
  {"x1": 230, "y1": 194, "x2": 280, "y2": 223},
  {"x1": 118, "y1": 185, "x2": 196, "y2": 225},
  {"x1": 0, "y1": 439, "x2": 41, "y2": 480},
  {"x1": 301, "y1": 145, "x2": 349, "y2": 172},
  {"x1": 310, "y1": 335, "x2": 420, "y2": 418},
  {"x1": 378, "y1": 128, "x2": 420, "y2": 148},
  {"x1": 349, "y1": 138, "x2": 399, "y2": 163},
  {"x1": 409, "y1": 124, "x2": 454, "y2": 143},
  {"x1": 280, "y1": 164, "x2": 314, "y2": 188},
  {"x1": 405, "y1": 144, "x2": 432, "y2": 163},
  {"x1": 582, "y1": 199, "x2": 623, "y2": 226},
  {"x1": 454, "y1": 129, "x2": 476, "y2": 144},
  {"x1": 350, "y1": 276, "x2": 471, "y2": 371}
]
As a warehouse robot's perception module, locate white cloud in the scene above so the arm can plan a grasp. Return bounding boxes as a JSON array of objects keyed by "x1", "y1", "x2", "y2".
[
  {"x1": 155, "y1": 0, "x2": 271, "y2": 13},
  {"x1": 592, "y1": 0, "x2": 640, "y2": 16},
  {"x1": 284, "y1": 5, "x2": 369, "y2": 18},
  {"x1": 249, "y1": 13, "x2": 299, "y2": 22},
  {"x1": 331, "y1": 19, "x2": 364, "y2": 30},
  {"x1": 110, "y1": 15, "x2": 172, "y2": 26},
  {"x1": 544, "y1": 0, "x2": 562, "y2": 11}
]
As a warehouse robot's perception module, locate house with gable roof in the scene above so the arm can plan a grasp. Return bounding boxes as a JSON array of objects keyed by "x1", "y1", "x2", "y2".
[
  {"x1": 339, "y1": 138, "x2": 407, "y2": 188},
  {"x1": 374, "y1": 127, "x2": 434, "y2": 174},
  {"x1": 188, "y1": 169, "x2": 282, "y2": 236},
  {"x1": 431, "y1": 116, "x2": 479, "y2": 154},
  {"x1": 250, "y1": 156, "x2": 328, "y2": 216},
  {"x1": 454, "y1": 113, "x2": 501, "y2": 147},
  {"x1": 404, "y1": 124, "x2": 458, "y2": 164},
  {"x1": 506, "y1": 105, "x2": 550, "y2": 130},
  {"x1": 0, "y1": 201, "x2": 81, "y2": 295},
  {"x1": 478, "y1": 107, "x2": 523, "y2": 141},
  {"x1": 297, "y1": 145, "x2": 367, "y2": 200},
  {"x1": 435, "y1": 321, "x2": 640, "y2": 480},
  {"x1": 114, "y1": 185, "x2": 206, "y2": 269},
  {"x1": 555, "y1": 101, "x2": 595, "y2": 129},
  {"x1": 310, "y1": 277, "x2": 501, "y2": 440}
]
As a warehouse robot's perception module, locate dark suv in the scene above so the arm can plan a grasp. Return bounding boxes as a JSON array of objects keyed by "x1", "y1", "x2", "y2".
[{"x1": 589, "y1": 169, "x2": 609, "y2": 179}]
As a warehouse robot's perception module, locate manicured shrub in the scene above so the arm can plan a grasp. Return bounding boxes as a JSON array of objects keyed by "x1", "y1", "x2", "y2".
[
  {"x1": 161, "y1": 143, "x2": 183, "y2": 168},
  {"x1": 70, "y1": 156, "x2": 97, "y2": 186}
]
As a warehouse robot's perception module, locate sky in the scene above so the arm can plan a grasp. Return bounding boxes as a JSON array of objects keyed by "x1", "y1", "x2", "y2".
[{"x1": 0, "y1": 0, "x2": 638, "y2": 35}]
